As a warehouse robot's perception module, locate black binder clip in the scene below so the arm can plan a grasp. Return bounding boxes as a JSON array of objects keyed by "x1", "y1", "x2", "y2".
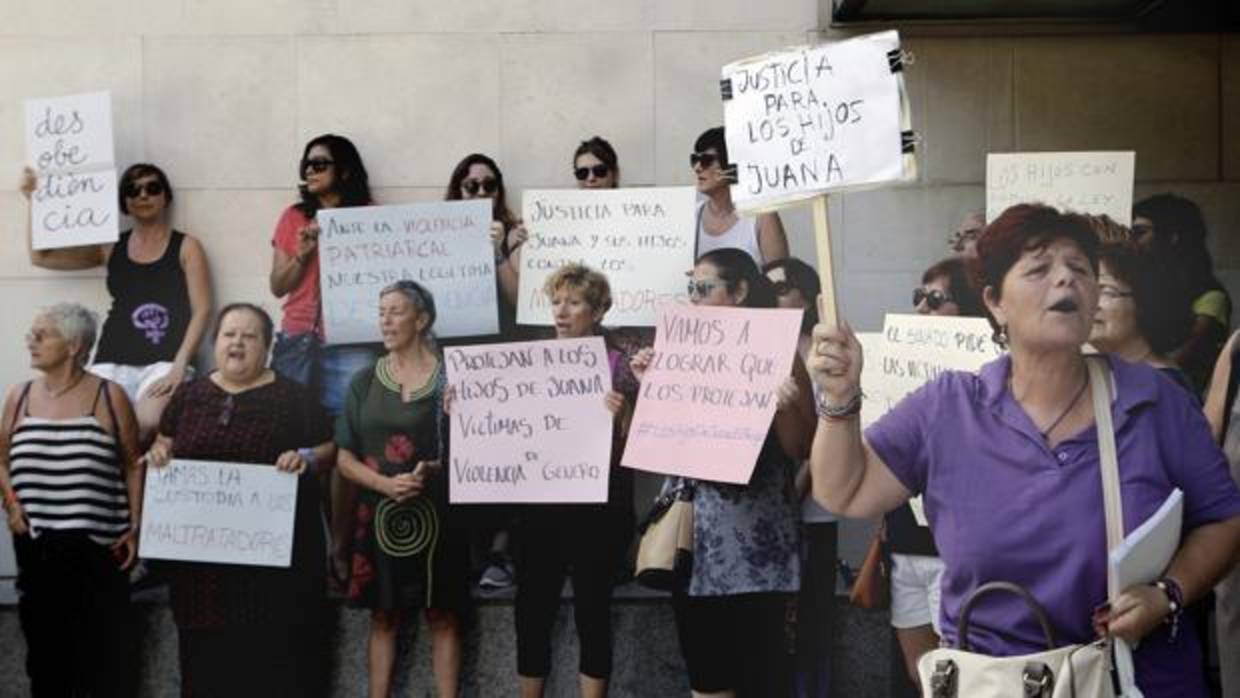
[{"x1": 720, "y1": 78, "x2": 734, "y2": 101}]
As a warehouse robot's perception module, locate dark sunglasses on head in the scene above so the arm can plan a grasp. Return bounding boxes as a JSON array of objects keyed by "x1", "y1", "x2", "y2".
[
  {"x1": 689, "y1": 152, "x2": 721, "y2": 169},
  {"x1": 301, "y1": 158, "x2": 334, "y2": 174},
  {"x1": 123, "y1": 181, "x2": 165, "y2": 198},
  {"x1": 574, "y1": 164, "x2": 610, "y2": 181},
  {"x1": 913, "y1": 288, "x2": 954, "y2": 311},
  {"x1": 461, "y1": 177, "x2": 498, "y2": 196}
]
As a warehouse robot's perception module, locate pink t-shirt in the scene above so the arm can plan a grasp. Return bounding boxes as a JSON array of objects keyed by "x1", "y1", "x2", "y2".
[{"x1": 271, "y1": 205, "x2": 321, "y2": 337}]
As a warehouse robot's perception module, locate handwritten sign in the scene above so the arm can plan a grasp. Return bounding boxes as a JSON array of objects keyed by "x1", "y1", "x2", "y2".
[
  {"x1": 317, "y1": 200, "x2": 498, "y2": 343},
  {"x1": 517, "y1": 187, "x2": 697, "y2": 327},
  {"x1": 987, "y1": 151, "x2": 1135, "y2": 225},
  {"x1": 24, "y1": 91, "x2": 118, "y2": 250},
  {"x1": 721, "y1": 31, "x2": 914, "y2": 213},
  {"x1": 622, "y1": 304, "x2": 802, "y2": 484},
  {"x1": 445, "y1": 337, "x2": 613, "y2": 503},
  {"x1": 139, "y1": 459, "x2": 299, "y2": 568}
]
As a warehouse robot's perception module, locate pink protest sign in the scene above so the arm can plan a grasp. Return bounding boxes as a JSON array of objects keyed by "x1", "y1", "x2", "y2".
[
  {"x1": 444, "y1": 337, "x2": 613, "y2": 503},
  {"x1": 622, "y1": 304, "x2": 802, "y2": 484}
]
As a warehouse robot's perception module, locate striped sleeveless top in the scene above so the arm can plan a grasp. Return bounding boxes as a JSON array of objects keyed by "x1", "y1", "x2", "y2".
[{"x1": 8, "y1": 380, "x2": 130, "y2": 544}]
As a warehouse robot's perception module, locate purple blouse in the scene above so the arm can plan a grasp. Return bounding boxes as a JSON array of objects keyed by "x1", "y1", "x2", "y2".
[{"x1": 866, "y1": 353, "x2": 1240, "y2": 696}]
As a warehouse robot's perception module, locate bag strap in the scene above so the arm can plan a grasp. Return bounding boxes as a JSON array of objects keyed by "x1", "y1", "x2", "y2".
[{"x1": 958, "y1": 580, "x2": 1058, "y2": 651}]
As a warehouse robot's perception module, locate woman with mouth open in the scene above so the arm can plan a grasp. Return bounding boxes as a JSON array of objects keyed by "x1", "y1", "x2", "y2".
[{"x1": 808, "y1": 203, "x2": 1240, "y2": 695}]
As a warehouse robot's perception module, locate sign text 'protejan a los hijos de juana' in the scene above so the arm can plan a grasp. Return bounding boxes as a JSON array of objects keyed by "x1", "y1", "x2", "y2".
[
  {"x1": 987, "y1": 151, "x2": 1135, "y2": 225},
  {"x1": 518, "y1": 187, "x2": 697, "y2": 327},
  {"x1": 139, "y1": 459, "x2": 299, "y2": 568},
  {"x1": 23, "y1": 91, "x2": 119, "y2": 250},
  {"x1": 622, "y1": 304, "x2": 802, "y2": 484},
  {"x1": 721, "y1": 30, "x2": 915, "y2": 213},
  {"x1": 317, "y1": 199, "x2": 498, "y2": 344},
  {"x1": 445, "y1": 337, "x2": 613, "y2": 503}
]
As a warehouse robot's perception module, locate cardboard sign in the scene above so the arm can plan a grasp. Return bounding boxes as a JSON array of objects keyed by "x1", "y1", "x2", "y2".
[
  {"x1": 517, "y1": 187, "x2": 697, "y2": 327},
  {"x1": 317, "y1": 200, "x2": 498, "y2": 343},
  {"x1": 139, "y1": 459, "x2": 299, "y2": 568},
  {"x1": 721, "y1": 31, "x2": 914, "y2": 213},
  {"x1": 24, "y1": 91, "x2": 119, "y2": 250},
  {"x1": 622, "y1": 304, "x2": 802, "y2": 484},
  {"x1": 987, "y1": 151, "x2": 1135, "y2": 225},
  {"x1": 445, "y1": 337, "x2": 613, "y2": 503}
]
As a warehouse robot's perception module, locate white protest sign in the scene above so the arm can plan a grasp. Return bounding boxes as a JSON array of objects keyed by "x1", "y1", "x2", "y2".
[
  {"x1": 139, "y1": 459, "x2": 299, "y2": 568},
  {"x1": 987, "y1": 151, "x2": 1135, "y2": 225},
  {"x1": 317, "y1": 200, "x2": 498, "y2": 344},
  {"x1": 24, "y1": 91, "x2": 119, "y2": 250},
  {"x1": 721, "y1": 30, "x2": 914, "y2": 213},
  {"x1": 445, "y1": 337, "x2": 613, "y2": 503},
  {"x1": 856, "y1": 332, "x2": 886, "y2": 429},
  {"x1": 517, "y1": 187, "x2": 697, "y2": 327}
]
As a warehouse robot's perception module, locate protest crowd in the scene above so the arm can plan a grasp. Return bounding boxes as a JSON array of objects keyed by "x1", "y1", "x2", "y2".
[{"x1": 4, "y1": 38, "x2": 1240, "y2": 698}]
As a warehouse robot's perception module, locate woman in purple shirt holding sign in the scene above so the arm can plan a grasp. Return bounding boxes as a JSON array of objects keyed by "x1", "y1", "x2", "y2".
[{"x1": 808, "y1": 203, "x2": 1240, "y2": 695}]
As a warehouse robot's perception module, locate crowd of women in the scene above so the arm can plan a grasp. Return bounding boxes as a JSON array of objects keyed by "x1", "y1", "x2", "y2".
[{"x1": 1, "y1": 125, "x2": 1239, "y2": 698}]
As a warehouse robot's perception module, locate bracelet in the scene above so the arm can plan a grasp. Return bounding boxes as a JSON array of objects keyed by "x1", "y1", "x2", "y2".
[
  {"x1": 816, "y1": 390, "x2": 863, "y2": 420},
  {"x1": 1153, "y1": 577, "x2": 1185, "y2": 642},
  {"x1": 298, "y1": 447, "x2": 317, "y2": 468}
]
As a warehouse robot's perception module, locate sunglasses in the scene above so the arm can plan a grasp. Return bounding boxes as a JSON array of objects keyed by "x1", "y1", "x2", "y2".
[
  {"x1": 574, "y1": 164, "x2": 610, "y2": 181},
  {"x1": 301, "y1": 158, "x2": 335, "y2": 174},
  {"x1": 123, "y1": 181, "x2": 165, "y2": 198},
  {"x1": 913, "y1": 288, "x2": 954, "y2": 311},
  {"x1": 687, "y1": 278, "x2": 724, "y2": 299},
  {"x1": 689, "y1": 152, "x2": 721, "y2": 169},
  {"x1": 461, "y1": 177, "x2": 498, "y2": 196}
]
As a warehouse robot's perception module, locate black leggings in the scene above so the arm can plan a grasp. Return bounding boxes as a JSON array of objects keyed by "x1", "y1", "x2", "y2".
[
  {"x1": 514, "y1": 507, "x2": 625, "y2": 679},
  {"x1": 672, "y1": 591, "x2": 796, "y2": 697},
  {"x1": 14, "y1": 531, "x2": 134, "y2": 698}
]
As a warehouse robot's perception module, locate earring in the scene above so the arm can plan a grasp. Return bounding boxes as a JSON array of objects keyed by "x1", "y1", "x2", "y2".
[{"x1": 993, "y1": 324, "x2": 1009, "y2": 348}]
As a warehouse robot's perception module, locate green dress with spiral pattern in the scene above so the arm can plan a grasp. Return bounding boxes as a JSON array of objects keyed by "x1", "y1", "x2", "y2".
[{"x1": 335, "y1": 356, "x2": 469, "y2": 612}]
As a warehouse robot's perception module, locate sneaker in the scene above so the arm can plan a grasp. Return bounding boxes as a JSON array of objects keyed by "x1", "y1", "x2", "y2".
[{"x1": 478, "y1": 557, "x2": 515, "y2": 590}]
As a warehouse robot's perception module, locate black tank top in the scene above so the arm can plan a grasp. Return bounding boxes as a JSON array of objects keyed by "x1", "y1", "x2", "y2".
[{"x1": 94, "y1": 230, "x2": 192, "y2": 365}]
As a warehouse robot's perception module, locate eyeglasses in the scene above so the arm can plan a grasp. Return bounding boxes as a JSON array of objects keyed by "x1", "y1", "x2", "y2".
[
  {"x1": 687, "y1": 278, "x2": 724, "y2": 299},
  {"x1": 123, "y1": 181, "x2": 165, "y2": 198},
  {"x1": 689, "y1": 152, "x2": 721, "y2": 169},
  {"x1": 913, "y1": 288, "x2": 955, "y2": 311},
  {"x1": 461, "y1": 177, "x2": 498, "y2": 196},
  {"x1": 218, "y1": 394, "x2": 235, "y2": 427},
  {"x1": 1099, "y1": 286, "x2": 1135, "y2": 301},
  {"x1": 301, "y1": 158, "x2": 334, "y2": 174},
  {"x1": 574, "y1": 164, "x2": 610, "y2": 181}
]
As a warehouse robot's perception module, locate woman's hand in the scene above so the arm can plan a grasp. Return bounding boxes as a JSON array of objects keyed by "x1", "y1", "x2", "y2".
[
  {"x1": 143, "y1": 364, "x2": 186, "y2": 399},
  {"x1": 111, "y1": 527, "x2": 139, "y2": 570},
  {"x1": 1099, "y1": 584, "x2": 1173, "y2": 644},
  {"x1": 604, "y1": 390, "x2": 626, "y2": 417},
  {"x1": 774, "y1": 375, "x2": 801, "y2": 412},
  {"x1": 808, "y1": 320, "x2": 863, "y2": 404},
  {"x1": 5, "y1": 501, "x2": 29, "y2": 536},
  {"x1": 19, "y1": 167, "x2": 36, "y2": 200},
  {"x1": 630, "y1": 348, "x2": 654, "y2": 383},
  {"x1": 442, "y1": 385, "x2": 457, "y2": 416},
  {"x1": 295, "y1": 222, "x2": 320, "y2": 263},
  {"x1": 488, "y1": 221, "x2": 506, "y2": 251},
  {"x1": 509, "y1": 222, "x2": 529, "y2": 250},
  {"x1": 141, "y1": 439, "x2": 173, "y2": 469},
  {"x1": 274, "y1": 449, "x2": 310, "y2": 475},
  {"x1": 385, "y1": 471, "x2": 425, "y2": 502}
]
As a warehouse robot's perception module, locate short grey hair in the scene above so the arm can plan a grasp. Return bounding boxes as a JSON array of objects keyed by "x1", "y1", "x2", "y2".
[{"x1": 39, "y1": 303, "x2": 98, "y2": 367}]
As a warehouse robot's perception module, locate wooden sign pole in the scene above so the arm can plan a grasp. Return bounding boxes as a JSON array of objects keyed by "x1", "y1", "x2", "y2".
[{"x1": 812, "y1": 195, "x2": 839, "y2": 328}]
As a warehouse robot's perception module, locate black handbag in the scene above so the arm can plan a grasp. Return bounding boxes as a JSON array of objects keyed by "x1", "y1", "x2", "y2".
[{"x1": 634, "y1": 479, "x2": 696, "y2": 591}]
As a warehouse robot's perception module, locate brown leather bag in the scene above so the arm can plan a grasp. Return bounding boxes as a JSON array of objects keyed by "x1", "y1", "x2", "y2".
[{"x1": 849, "y1": 527, "x2": 890, "y2": 610}]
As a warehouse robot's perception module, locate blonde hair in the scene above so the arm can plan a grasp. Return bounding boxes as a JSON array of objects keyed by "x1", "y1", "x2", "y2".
[{"x1": 543, "y1": 263, "x2": 612, "y2": 315}]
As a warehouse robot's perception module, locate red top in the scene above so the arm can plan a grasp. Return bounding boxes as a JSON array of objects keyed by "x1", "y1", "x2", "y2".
[{"x1": 271, "y1": 205, "x2": 322, "y2": 337}]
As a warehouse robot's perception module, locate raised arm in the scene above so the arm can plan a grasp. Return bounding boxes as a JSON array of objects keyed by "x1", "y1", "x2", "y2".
[
  {"x1": 270, "y1": 217, "x2": 318, "y2": 298},
  {"x1": 21, "y1": 167, "x2": 107, "y2": 270},
  {"x1": 494, "y1": 222, "x2": 526, "y2": 307},
  {"x1": 807, "y1": 320, "x2": 911, "y2": 518},
  {"x1": 772, "y1": 355, "x2": 817, "y2": 460},
  {"x1": 756, "y1": 211, "x2": 789, "y2": 265},
  {"x1": 1203, "y1": 330, "x2": 1239, "y2": 442}
]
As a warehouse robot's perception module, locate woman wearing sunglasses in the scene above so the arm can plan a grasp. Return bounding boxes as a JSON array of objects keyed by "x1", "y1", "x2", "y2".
[
  {"x1": 269, "y1": 133, "x2": 377, "y2": 589},
  {"x1": 22, "y1": 163, "x2": 213, "y2": 445},
  {"x1": 573, "y1": 136, "x2": 619, "y2": 189},
  {"x1": 691, "y1": 127, "x2": 789, "y2": 266},
  {"x1": 634, "y1": 248, "x2": 815, "y2": 697}
]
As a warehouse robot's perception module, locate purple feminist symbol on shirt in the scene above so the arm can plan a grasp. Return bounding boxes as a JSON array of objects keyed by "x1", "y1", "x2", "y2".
[{"x1": 131, "y1": 303, "x2": 170, "y2": 344}]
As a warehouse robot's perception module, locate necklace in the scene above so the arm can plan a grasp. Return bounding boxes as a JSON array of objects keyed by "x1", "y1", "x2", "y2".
[
  {"x1": 44, "y1": 371, "x2": 86, "y2": 399},
  {"x1": 1036, "y1": 375, "x2": 1090, "y2": 440}
]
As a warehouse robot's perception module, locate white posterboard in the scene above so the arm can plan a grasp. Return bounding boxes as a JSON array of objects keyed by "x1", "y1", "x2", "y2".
[
  {"x1": 445, "y1": 337, "x2": 613, "y2": 503},
  {"x1": 317, "y1": 200, "x2": 498, "y2": 344},
  {"x1": 24, "y1": 91, "x2": 119, "y2": 250},
  {"x1": 139, "y1": 459, "x2": 299, "y2": 568},
  {"x1": 986, "y1": 151, "x2": 1135, "y2": 225},
  {"x1": 721, "y1": 30, "x2": 915, "y2": 213},
  {"x1": 517, "y1": 187, "x2": 697, "y2": 327}
]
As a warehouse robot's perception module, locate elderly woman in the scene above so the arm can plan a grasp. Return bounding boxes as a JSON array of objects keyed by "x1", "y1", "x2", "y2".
[
  {"x1": 336, "y1": 280, "x2": 469, "y2": 698},
  {"x1": 1, "y1": 303, "x2": 141, "y2": 696},
  {"x1": 634, "y1": 248, "x2": 815, "y2": 698},
  {"x1": 22, "y1": 164, "x2": 213, "y2": 442},
  {"x1": 512, "y1": 264, "x2": 633, "y2": 698},
  {"x1": 809, "y1": 204, "x2": 1240, "y2": 695},
  {"x1": 691, "y1": 127, "x2": 789, "y2": 266},
  {"x1": 143, "y1": 303, "x2": 335, "y2": 698},
  {"x1": 1090, "y1": 239, "x2": 1195, "y2": 395}
]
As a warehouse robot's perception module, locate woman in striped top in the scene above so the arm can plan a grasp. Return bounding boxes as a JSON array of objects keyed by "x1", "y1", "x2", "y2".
[{"x1": 0, "y1": 302, "x2": 143, "y2": 697}]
